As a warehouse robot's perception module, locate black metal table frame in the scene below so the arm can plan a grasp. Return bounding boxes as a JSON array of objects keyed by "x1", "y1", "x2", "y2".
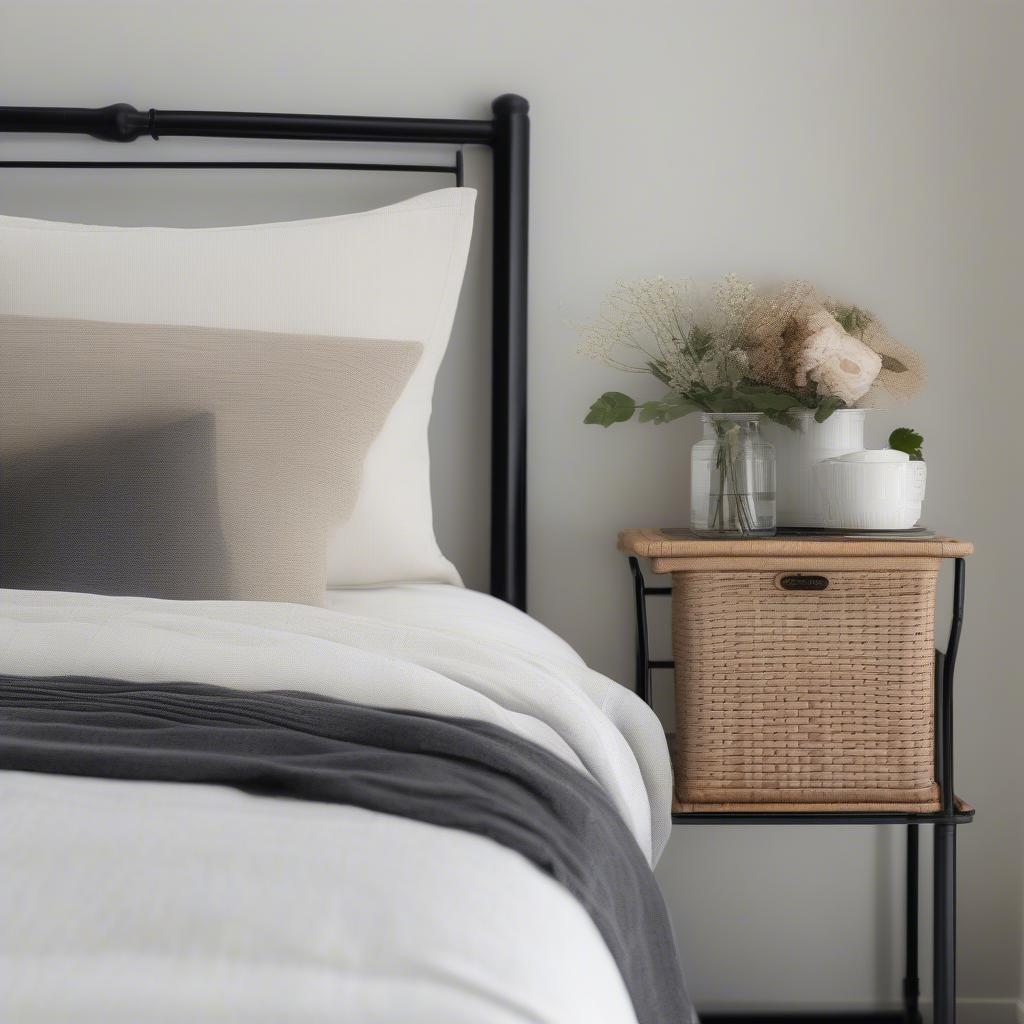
[{"x1": 628, "y1": 556, "x2": 971, "y2": 1024}]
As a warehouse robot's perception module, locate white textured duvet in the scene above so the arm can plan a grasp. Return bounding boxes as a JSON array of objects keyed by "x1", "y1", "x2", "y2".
[{"x1": 0, "y1": 584, "x2": 672, "y2": 1024}]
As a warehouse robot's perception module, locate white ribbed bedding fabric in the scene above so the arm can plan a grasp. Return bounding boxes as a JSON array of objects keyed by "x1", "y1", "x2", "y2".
[{"x1": 0, "y1": 585, "x2": 672, "y2": 1024}]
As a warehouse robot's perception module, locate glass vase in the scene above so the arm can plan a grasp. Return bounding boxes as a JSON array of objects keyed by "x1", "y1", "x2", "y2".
[{"x1": 690, "y1": 413, "x2": 776, "y2": 537}]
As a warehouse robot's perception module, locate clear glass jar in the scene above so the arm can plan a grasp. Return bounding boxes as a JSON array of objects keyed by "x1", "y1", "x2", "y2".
[{"x1": 690, "y1": 412, "x2": 776, "y2": 537}]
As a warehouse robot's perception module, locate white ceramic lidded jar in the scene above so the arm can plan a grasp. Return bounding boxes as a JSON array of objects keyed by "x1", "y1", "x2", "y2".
[
  {"x1": 760, "y1": 408, "x2": 866, "y2": 527},
  {"x1": 690, "y1": 412, "x2": 776, "y2": 537}
]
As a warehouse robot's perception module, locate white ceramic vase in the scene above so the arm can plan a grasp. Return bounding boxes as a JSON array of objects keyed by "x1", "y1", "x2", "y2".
[{"x1": 760, "y1": 408, "x2": 866, "y2": 527}]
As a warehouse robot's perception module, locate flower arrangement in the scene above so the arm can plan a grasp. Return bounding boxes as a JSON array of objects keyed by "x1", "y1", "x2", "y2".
[{"x1": 580, "y1": 276, "x2": 924, "y2": 429}]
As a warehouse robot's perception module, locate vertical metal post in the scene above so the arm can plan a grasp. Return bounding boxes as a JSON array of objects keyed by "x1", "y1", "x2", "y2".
[
  {"x1": 934, "y1": 651, "x2": 945, "y2": 804},
  {"x1": 933, "y1": 823, "x2": 957, "y2": 1024},
  {"x1": 489, "y1": 94, "x2": 529, "y2": 611},
  {"x1": 903, "y1": 824, "x2": 920, "y2": 1022},
  {"x1": 940, "y1": 559, "x2": 965, "y2": 814},
  {"x1": 933, "y1": 558, "x2": 963, "y2": 1024},
  {"x1": 629, "y1": 557, "x2": 652, "y2": 702}
]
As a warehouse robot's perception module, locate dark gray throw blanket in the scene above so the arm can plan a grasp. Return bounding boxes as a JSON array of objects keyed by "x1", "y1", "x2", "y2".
[{"x1": 0, "y1": 675, "x2": 695, "y2": 1024}]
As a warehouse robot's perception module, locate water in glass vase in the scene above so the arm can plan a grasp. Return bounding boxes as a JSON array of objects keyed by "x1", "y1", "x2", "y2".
[{"x1": 690, "y1": 413, "x2": 776, "y2": 537}]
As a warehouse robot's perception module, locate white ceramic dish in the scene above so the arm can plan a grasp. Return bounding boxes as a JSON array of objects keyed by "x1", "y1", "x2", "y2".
[{"x1": 813, "y1": 449, "x2": 927, "y2": 530}]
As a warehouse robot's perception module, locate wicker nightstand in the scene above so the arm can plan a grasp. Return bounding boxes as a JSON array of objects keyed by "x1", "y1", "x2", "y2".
[{"x1": 619, "y1": 527, "x2": 974, "y2": 1024}]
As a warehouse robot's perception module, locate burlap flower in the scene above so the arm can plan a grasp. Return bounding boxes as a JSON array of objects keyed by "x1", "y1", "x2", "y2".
[
  {"x1": 793, "y1": 308, "x2": 882, "y2": 405},
  {"x1": 823, "y1": 298, "x2": 926, "y2": 407},
  {"x1": 743, "y1": 281, "x2": 816, "y2": 395},
  {"x1": 743, "y1": 283, "x2": 892, "y2": 405}
]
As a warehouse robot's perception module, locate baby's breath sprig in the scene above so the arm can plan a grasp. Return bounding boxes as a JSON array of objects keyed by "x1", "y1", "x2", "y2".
[{"x1": 580, "y1": 274, "x2": 799, "y2": 427}]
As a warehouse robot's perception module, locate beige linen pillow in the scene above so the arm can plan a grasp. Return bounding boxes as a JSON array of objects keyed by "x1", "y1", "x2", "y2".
[{"x1": 0, "y1": 314, "x2": 422, "y2": 605}]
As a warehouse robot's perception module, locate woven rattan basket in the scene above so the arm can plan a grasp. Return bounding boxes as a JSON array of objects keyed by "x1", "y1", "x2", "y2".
[{"x1": 620, "y1": 530, "x2": 973, "y2": 813}]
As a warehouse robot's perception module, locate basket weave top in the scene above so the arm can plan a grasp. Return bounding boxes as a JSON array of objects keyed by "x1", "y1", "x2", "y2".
[{"x1": 620, "y1": 527, "x2": 973, "y2": 572}]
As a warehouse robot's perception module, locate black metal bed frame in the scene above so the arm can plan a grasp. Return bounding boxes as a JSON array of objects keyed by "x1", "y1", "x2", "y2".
[
  {"x1": 0, "y1": 95, "x2": 530, "y2": 610},
  {"x1": 629, "y1": 555, "x2": 970, "y2": 1024}
]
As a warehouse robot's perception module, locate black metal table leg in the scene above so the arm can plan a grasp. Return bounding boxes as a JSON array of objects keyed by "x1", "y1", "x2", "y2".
[
  {"x1": 933, "y1": 823, "x2": 957, "y2": 1024},
  {"x1": 933, "y1": 559, "x2": 962, "y2": 1024},
  {"x1": 903, "y1": 824, "x2": 920, "y2": 1022}
]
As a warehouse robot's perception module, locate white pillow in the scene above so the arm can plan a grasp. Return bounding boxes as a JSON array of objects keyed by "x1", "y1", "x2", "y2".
[{"x1": 0, "y1": 187, "x2": 476, "y2": 588}]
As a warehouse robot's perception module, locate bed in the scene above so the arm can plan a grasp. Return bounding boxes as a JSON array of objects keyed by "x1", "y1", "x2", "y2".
[{"x1": 0, "y1": 97, "x2": 694, "y2": 1023}]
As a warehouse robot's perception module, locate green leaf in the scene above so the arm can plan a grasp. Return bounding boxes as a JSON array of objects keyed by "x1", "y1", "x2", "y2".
[
  {"x1": 697, "y1": 384, "x2": 734, "y2": 404},
  {"x1": 833, "y1": 305, "x2": 871, "y2": 337},
  {"x1": 647, "y1": 360, "x2": 671, "y2": 385},
  {"x1": 833, "y1": 307, "x2": 856, "y2": 334},
  {"x1": 686, "y1": 325, "x2": 715, "y2": 361},
  {"x1": 735, "y1": 382, "x2": 802, "y2": 411},
  {"x1": 661, "y1": 397, "x2": 700, "y2": 422},
  {"x1": 888, "y1": 426, "x2": 924, "y2": 461},
  {"x1": 709, "y1": 397, "x2": 755, "y2": 412},
  {"x1": 638, "y1": 401, "x2": 665, "y2": 424},
  {"x1": 637, "y1": 393, "x2": 700, "y2": 424},
  {"x1": 584, "y1": 391, "x2": 637, "y2": 426},
  {"x1": 765, "y1": 409, "x2": 800, "y2": 429},
  {"x1": 814, "y1": 397, "x2": 846, "y2": 422},
  {"x1": 880, "y1": 353, "x2": 908, "y2": 373}
]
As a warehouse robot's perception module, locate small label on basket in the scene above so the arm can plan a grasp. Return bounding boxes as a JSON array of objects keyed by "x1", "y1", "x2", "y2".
[{"x1": 777, "y1": 573, "x2": 829, "y2": 591}]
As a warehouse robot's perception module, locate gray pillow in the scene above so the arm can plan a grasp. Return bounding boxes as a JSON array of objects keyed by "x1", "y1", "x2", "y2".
[{"x1": 0, "y1": 314, "x2": 422, "y2": 604}]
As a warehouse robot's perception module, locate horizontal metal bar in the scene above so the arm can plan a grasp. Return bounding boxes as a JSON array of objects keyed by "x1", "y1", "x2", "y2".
[
  {"x1": 673, "y1": 807, "x2": 974, "y2": 826},
  {"x1": 702, "y1": 1012, "x2": 910, "y2": 1023},
  {"x1": 0, "y1": 104, "x2": 495, "y2": 146},
  {"x1": 645, "y1": 586, "x2": 672, "y2": 595},
  {"x1": 0, "y1": 160, "x2": 458, "y2": 174},
  {"x1": 650, "y1": 660, "x2": 675, "y2": 669}
]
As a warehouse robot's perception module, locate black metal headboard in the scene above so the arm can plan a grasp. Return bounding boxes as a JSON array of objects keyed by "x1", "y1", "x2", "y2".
[{"x1": 0, "y1": 94, "x2": 529, "y2": 610}]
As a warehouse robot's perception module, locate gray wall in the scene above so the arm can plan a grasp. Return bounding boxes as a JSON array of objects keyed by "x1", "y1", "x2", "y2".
[{"x1": 3, "y1": 1, "x2": 1022, "y2": 1018}]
